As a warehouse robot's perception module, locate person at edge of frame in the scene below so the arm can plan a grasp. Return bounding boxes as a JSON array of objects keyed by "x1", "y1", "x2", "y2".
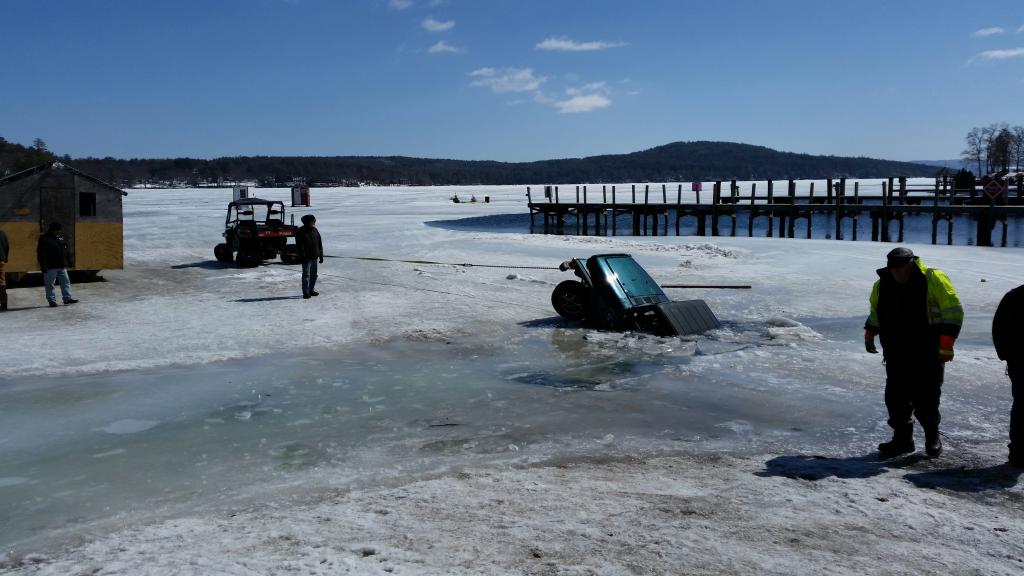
[{"x1": 993, "y1": 284, "x2": 1024, "y2": 467}]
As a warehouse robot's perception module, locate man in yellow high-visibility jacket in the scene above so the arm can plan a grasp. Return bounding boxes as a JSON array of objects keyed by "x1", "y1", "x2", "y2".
[{"x1": 864, "y1": 247, "x2": 963, "y2": 458}]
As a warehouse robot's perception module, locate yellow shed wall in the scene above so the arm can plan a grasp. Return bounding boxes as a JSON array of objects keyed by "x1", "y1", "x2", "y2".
[
  {"x1": 0, "y1": 221, "x2": 124, "y2": 273},
  {"x1": 74, "y1": 222, "x2": 124, "y2": 271},
  {"x1": 0, "y1": 222, "x2": 41, "y2": 273}
]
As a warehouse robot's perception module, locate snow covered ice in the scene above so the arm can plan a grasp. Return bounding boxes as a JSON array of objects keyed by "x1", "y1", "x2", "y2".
[{"x1": 1, "y1": 183, "x2": 1023, "y2": 574}]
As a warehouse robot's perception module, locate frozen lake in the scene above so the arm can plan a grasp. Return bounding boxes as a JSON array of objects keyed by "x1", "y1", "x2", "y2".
[
  {"x1": 1, "y1": 316, "x2": 1010, "y2": 551},
  {"x1": 1, "y1": 183, "x2": 1021, "y2": 572}
]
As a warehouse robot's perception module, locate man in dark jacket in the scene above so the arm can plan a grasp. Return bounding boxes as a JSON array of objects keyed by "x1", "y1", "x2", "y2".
[
  {"x1": 865, "y1": 247, "x2": 963, "y2": 458},
  {"x1": 0, "y1": 227, "x2": 9, "y2": 311},
  {"x1": 295, "y1": 214, "x2": 323, "y2": 299},
  {"x1": 993, "y1": 284, "x2": 1024, "y2": 467},
  {"x1": 36, "y1": 222, "x2": 78, "y2": 307}
]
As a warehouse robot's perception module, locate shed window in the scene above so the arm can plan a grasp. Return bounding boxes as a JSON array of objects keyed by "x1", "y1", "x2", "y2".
[{"x1": 80, "y1": 192, "x2": 97, "y2": 217}]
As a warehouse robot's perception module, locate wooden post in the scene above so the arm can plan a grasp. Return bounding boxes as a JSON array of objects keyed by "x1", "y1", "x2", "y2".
[
  {"x1": 853, "y1": 182, "x2": 858, "y2": 241},
  {"x1": 645, "y1": 184, "x2": 650, "y2": 204},
  {"x1": 662, "y1": 184, "x2": 669, "y2": 233},
  {"x1": 555, "y1": 186, "x2": 560, "y2": 203},
  {"x1": 827, "y1": 178, "x2": 833, "y2": 204},
  {"x1": 881, "y1": 182, "x2": 889, "y2": 242},
  {"x1": 583, "y1": 185, "x2": 588, "y2": 204},
  {"x1": 612, "y1": 186, "x2": 617, "y2": 235},
  {"x1": 767, "y1": 180, "x2": 774, "y2": 237},
  {"x1": 527, "y1": 187, "x2": 535, "y2": 230},
  {"x1": 712, "y1": 181, "x2": 721, "y2": 236},
  {"x1": 632, "y1": 184, "x2": 636, "y2": 204},
  {"x1": 575, "y1": 185, "x2": 580, "y2": 203},
  {"x1": 602, "y1": 185, "x2": 607, "y2": 203},
  {"x1": 676, "y1": 184, "x2": 682, "y2": 236},
  {"x1": 786, "y1": 180, "x2": 796, "y2": 238}
]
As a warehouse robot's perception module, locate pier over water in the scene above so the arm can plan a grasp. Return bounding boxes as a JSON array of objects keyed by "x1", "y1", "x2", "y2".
[{"x1": 527, "y1": 176, "x2": 1024, "y2": 247}]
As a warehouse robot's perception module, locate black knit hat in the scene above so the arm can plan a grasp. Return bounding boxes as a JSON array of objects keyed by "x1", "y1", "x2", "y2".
[
  {"x1": 886, "y1": 247, "x2": 916, "y2": 267},
  {"x1": 48, "y1": 222, "x2": 63, "y2": 232}
]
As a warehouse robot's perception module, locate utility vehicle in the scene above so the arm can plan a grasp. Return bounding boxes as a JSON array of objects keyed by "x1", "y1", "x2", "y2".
[{"x1": 214, "y1": 199, "x2": 300, "y2": 266}]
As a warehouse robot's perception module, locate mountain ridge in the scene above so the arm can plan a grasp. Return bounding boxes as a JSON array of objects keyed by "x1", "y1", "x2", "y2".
[{"x1": 5, "y1": 138, "x2": 944, "y2": 187}]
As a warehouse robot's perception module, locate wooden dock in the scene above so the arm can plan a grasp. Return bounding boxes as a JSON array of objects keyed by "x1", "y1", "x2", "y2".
[{"x1": 526, "y1": 177, "x2": 1024, "y2": 247}]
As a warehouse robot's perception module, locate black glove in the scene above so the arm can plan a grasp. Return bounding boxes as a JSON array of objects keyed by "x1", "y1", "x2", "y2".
[
  {"x1": 864, "y1": 330, "x2": 878, "y2": 354},
  {"x1": 319, "y1": 257, "x2": 324, "y2": 264}
]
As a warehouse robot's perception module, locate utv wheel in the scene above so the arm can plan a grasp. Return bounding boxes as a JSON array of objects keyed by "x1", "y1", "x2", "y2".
[
  {"x1": 551, "y1": 280, "x2": 591, "y2": 321},
  {"x1": 236, "y1": 251, "x2": 261, "y2": 268},
  {"x1": 214, "y1": 243, "x2": 234, "y2": 263}
]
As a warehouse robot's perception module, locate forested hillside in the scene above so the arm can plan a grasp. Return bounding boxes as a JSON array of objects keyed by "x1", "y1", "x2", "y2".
[{"x1": 2, "y1": 138, "x2": 938, "y2": 187}]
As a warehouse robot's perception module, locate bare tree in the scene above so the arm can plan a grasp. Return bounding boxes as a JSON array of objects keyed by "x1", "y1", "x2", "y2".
[
  {"x1": 1012, "y1": 125, "x2": 1024, "y2": 172},
  {"x1": 962, "y1": 127, "x2": 985, "y2": 175}
]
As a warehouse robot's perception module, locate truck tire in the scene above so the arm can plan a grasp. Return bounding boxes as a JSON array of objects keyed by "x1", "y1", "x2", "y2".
[{"x1": 551, "y1": 280, "x2": 591, "y2": 321}]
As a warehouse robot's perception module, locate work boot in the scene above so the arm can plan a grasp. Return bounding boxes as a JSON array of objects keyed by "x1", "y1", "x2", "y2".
[
  {"x1": 48, "y1": 301, "x2": 58, "y2": 308},
  {"x1": 924, "y1": 427, "x2": 943, "y2": 457},
  {"x1": 0, "y1": 287, "x2": 7, "y2": 311},
  {"x1": 878, "y1": 424, "x2": 915, "y2": 457},
  {"x1": 64, "y1": 299, "x2": 78, "y2": 305},
  {"x1": 310, "y1": 291, "x2": 319, "y2": 297},
  {"x1": 1009, "y1": 445, "x2": 1024, "y2": 468}
]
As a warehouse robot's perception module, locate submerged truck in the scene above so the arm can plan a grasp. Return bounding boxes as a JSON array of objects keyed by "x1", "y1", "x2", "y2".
[{"x1": 551, "y1": 253, "x2": 722, "y2": 336}]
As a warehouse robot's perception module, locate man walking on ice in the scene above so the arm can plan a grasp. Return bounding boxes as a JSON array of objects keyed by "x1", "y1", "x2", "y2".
[{"x1": 864, "y1": 247, "x2": 963, "y2": 458}]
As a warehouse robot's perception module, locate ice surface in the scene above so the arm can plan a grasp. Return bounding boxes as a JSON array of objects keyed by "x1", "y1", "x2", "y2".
[{"x1": 1, "y1": 183, "x2": 1022, "y2": 573}]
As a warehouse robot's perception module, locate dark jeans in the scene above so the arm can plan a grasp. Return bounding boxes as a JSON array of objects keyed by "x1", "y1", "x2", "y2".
[
  {"x1": 301, "y1": 259, "x2": 318, "y2": 295},
  {"x1": 1010, "y1": 361, "x2": 1023, "y2": 455},
  {"x1": 884, "y1": 358, "x2": 944, "y2": 431}
]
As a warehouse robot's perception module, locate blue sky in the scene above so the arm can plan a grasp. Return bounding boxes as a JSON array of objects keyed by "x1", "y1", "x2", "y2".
[{"x1": 1, "y1": 0, "x2": 1022, "y2": 162}]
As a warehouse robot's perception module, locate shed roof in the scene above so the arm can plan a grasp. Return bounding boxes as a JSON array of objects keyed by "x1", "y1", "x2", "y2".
[{"x1": 0, "y1": 161, "x2": 128, "y2": 196}]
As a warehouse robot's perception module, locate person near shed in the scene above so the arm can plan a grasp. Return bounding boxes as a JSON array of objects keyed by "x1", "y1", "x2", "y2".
[
  {"x1": 295, "y1": 214, "x2": 323, "y2": 299},
  {"x1": 993, "y1": 284, "x2": 1024, "y2": 467},
  {"x1": 36, "y1": 222, "x2": 78, "y2": 308},
  {"x1": 864, "y1": 247, "x2": 963, "y2": 458},
  {"x1": 0, "y1": 227, "x2": 9, "y2": 311}
]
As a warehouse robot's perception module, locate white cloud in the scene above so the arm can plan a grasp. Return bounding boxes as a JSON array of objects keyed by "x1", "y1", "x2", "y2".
[
  {"x1": 536, "y1": 36, "x2": 626, "y2": 52},
  {"x1": 469, "y1": 67, "x2": 546, "y2": 93},
  {"x1": 566, "y1": 82, "x2": 608, "y2": 96},
  {"x1": 1018, "y1": 24, "x2": 1024, "y2": 33},
  {"x1": 554, "y1": 93, "x2": 612, "y2": 113},
  {"x1": 552, "y1": 82, "x2": 612, "y2": 113},
  {"x1": 422, "y1": 17, "x2": 455, "y2": 32},
  {"x1": 972, "y1": 27, "x2": 1005, "y2": 37},
  {"x1": 388, "y1": 0, "x2": 413, "y2": 10},
  {"x1": 428, "y1": 40, "x2": 463, "y2": 54},
  {"x1": 969, "y1": 47, "x2": 1024, "y2": 64}
]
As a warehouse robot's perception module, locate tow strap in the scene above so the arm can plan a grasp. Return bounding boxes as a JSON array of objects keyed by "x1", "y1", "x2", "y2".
[{"x1": 325, "y1": 254, "x2": 559, "y2": 271}]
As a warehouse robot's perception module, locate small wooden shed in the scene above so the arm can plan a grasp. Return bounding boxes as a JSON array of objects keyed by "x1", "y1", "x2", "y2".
[{"x1": 0, "y1": 161, "x2": 127, "y2": 278}]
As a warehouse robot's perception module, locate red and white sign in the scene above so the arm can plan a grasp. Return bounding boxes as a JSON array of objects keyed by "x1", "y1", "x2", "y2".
[
  {"x1": 691, "y1": 181, "x2": 702, "y2": 192},
  {"x1": 983, "y1": 180, "x2": 1005, "y2": 200}
]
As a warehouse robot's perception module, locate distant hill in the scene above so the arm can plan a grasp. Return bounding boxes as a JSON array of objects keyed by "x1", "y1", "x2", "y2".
[
  {"x1": 911, "y1": 159, "x2": 966, "y2": 170},
  {"x1": 4, "y1": 137, "x2": 942, "y2": 187}
]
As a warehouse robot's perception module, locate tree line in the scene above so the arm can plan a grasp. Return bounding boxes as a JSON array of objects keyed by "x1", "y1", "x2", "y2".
[
  {"x1": 962, "y1": 123, "x2": 1024, "y2": 176},
  {"x1": 2, "y1": 136, "x2": 939, "y2": 188}
]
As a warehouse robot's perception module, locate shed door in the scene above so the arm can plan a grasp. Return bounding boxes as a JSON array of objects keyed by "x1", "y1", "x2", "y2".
[{"x1": 40, "y1": 183, "x2": 77, "y2": 266}]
